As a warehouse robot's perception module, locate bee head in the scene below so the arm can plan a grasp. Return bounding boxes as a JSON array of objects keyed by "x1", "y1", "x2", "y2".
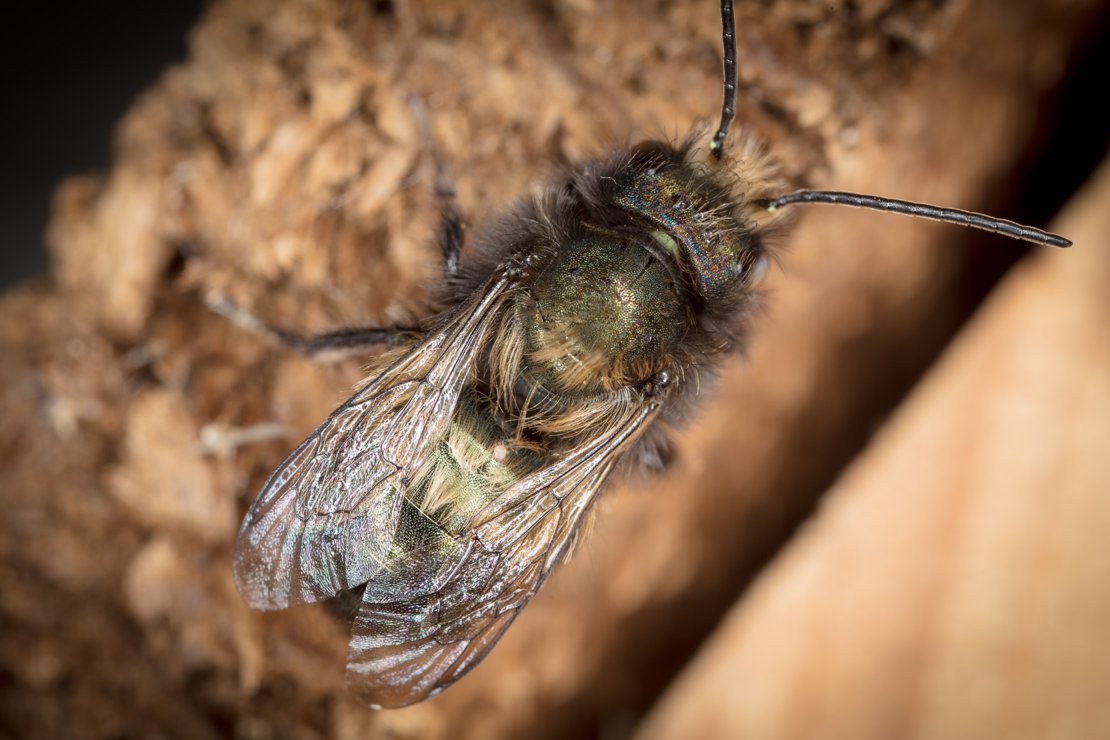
[{"x1": 608, "y1": 132, "x2": 786, "y2": 306}]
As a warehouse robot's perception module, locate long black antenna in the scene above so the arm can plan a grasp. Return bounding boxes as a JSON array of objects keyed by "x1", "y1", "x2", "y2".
[
  {"x1": 709, "y1": 0, "x2": 736, "y2": 159},
  {"x1": 760, "y1": 190, "x2": 1072, "y2": 248},
  {"x1": 710, "y1": 0, "x2": 1069, "y2": 248}
]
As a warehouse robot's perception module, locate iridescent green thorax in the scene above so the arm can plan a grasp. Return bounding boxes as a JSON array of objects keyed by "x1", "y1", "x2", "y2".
[
  {"x1": 525, "y1": 231, "x2": 685, "y2": 393},
  {"x1": 614, "y1": 167, "x2": 750, "y2": 302}
]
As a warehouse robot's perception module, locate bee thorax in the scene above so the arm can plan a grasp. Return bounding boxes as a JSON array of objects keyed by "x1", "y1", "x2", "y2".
[{"x1": 524, "y1": 233, "x2": 686, "y2": 394}]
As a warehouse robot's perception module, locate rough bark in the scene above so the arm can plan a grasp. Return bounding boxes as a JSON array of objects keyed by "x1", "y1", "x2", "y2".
[{"x1": 1, "y1": 0, "x2": 1105, "y2": 738}]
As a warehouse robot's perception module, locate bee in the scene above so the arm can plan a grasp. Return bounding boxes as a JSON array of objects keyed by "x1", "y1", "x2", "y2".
[{"x1": 229, "y1": 0, "x2": 1071, "y2": 709}]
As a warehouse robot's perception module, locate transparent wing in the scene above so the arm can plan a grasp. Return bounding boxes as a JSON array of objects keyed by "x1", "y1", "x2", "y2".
[
  {"x1": 232, "y1": 275, "x2": 512, "y2": 609},
  {"x1": 344, "y1": 400, "x2": 658, "y2": 708}
]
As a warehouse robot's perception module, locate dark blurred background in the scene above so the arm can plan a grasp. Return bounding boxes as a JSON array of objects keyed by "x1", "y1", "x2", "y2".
[{"x1": 1, "y1": 3, "x2": 206, "y2": 289}]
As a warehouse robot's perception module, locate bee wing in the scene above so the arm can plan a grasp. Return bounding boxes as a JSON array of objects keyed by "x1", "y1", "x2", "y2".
[
  {"x1": 344, "y1": 401, "x2": 658, "y2": 708},
  {"x1": 233, "y1": 275, "x2": 512, "y2": 610}
]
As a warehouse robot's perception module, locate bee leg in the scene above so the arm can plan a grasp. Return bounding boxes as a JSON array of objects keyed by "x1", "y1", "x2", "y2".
[
  {"x1": 640, "y1": 434, "x2": 677, "y2": 473},
  {"x1": 410, "y1": 95, "x2": 464, "y2": 280},
  {"x1": 269, "y1": 324, "x2": 422, "y2": 355},
  {"x1": 207, "y1": 294, "x2": 421, "y2": 358},
  {"x1": 433, "y1": 156, "x2": 464, "y2": 280}
]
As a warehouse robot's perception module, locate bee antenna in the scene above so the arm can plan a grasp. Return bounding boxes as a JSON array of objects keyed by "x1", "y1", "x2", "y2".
[
  {"x1": 758, "y1": 190, "x2": 1072, "y2": 248},
  {"x1": 709, "y1": 0, "x2": 737, "y2": 160}
]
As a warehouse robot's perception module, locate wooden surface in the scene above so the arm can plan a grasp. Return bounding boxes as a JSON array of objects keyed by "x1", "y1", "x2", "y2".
[
  {"x1": 0, "y1": 1, "x2": 1106, "y2": 738},
  {"x1": 637, "y1": 152, "x2": 1110, "y2": 740}
]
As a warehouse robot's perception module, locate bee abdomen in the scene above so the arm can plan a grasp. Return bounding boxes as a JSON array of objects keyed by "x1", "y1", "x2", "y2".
[{"x1": 406, "y1": 390, "x2": 550, "y2": 533}]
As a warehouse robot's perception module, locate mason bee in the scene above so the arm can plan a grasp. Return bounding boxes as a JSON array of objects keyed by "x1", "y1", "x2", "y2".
[{"x1": 229, "y1": 0, "x2": 1071, "y2": 709}]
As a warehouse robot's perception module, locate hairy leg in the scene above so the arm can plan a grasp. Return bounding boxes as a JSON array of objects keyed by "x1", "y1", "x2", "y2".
[
  {"x1": 207, "y1": 295, "x2": 421, "y2": 357},
  {"x1": 410, "y1": 96, "x2": 465, "y2": 280}
]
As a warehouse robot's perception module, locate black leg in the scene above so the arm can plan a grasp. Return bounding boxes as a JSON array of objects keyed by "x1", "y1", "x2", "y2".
[
  {"x1": 206, "y1": 101, "x2": 465, "y2": 358},
  {"x1": 434, "y1": 162, "x2": 464, "y2": 280},
  {"x1": 208, "y1": 295, "x2": 421, "y2": 357},
  {"x1": 410, "y1": 96, "x2": 464, "y2": 280},
  {"x1": 270, "y1": 324, "x2": 422, "y2": 355}
]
